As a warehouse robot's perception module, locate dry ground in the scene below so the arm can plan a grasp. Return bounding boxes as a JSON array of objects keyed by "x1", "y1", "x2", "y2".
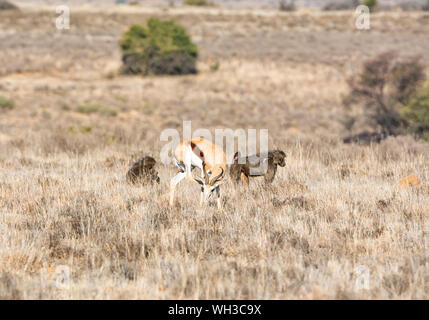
[{"x1": 0, "y1": 5, "x2": 428, "y2": 299}]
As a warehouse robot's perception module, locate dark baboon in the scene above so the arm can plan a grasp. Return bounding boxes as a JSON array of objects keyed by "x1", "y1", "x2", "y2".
[
  {"x1": 126, "y1": 156, "x2": 160, "y2": 185},
  {"x1": 230, "y1": 150, "x2": 286, "y2": 185}
]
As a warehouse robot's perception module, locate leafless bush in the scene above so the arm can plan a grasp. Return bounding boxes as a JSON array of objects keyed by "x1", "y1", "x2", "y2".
[
  {"x1": 378, "y1": 135, "x2": 429, "y2": 161},
  {"x1": 343, "y1": 52, "x2": 426, "y2": 142},
  {"x1": 0, "y1": 0, "x2": 18, "y2": 11},
  {"x1": 279, "y1": 0, "x2": 296, "y2": 11},
  {"x1": 323, "y1": 0, "x2": 360, "y2": 11},
  {"x1": 0, "y1": 272, "x2": 22, "y2": 299},
  {"x1": 397, "y1": 1, "x2": 426, "y2": 11}
]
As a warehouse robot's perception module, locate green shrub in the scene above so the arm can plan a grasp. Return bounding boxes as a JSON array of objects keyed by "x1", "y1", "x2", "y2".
[
  {"x1": 210, "y1": 60, "x2": 220, "y2": 72},
  {"x1": 391, "y1": 57, "x2": 426, "y2": 105},
  {"x1": 184, "y1": 0, "x2": 209, "y2": 6},
  {"x1": 363, "y1": 0, "x2": 377, "y2": 12},
  {"x1": 0, "y1": 96, "x2": 14, "y2": 110},
  {"x1": 68, "y1": 126, "x2": 93, "y2": 134},
  {"x1": 402, "y1": 83, "x2": 429, "y2": 140},
  {"x1": 119, "y1": 18, "x2": 198, "y2": 76},
  {"x1": 76, "y1": 103, "x2": 117, "y2": 117}
]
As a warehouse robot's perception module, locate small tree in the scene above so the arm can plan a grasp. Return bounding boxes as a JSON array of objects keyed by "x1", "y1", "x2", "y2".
[
  {"x1": 344, "y1": 51, "x2": 426, "y2": 139},
  {"x1": 119, "y1": 18, "x2": 198, "y2": 76}
]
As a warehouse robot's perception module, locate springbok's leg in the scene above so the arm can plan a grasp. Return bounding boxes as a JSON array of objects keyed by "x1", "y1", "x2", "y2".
[
  {"x1": 200, "y1": 187, "x2": 204, "y2": 205},
  {"x1": 184, "y1": 149, "x2": 194, "y2": 181},
  {"x1": 215, "y1": 186, "x2": 221, "y2": 209},
  {"x1": 240, "y1": 172, "x2": 249, "y2": 186},
  {"x1": 169, "y1": 172, "x2": 186, "y2": 206},
  {"x1": 199, "y1": 167, "x2": 206, "y2": 205}
]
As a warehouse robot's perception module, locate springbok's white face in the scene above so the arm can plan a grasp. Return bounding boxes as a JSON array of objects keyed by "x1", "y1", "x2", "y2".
[{"x1": 194, "y1": 165, "x2": 224, "y2": 200}]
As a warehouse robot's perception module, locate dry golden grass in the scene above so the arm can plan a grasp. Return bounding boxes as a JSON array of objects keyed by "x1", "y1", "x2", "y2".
[{"x1": 0, "y1": 5, "x2": 428, "y2": 299}]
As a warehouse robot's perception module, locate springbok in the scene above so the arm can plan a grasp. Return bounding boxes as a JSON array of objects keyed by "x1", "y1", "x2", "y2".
[{"x1": 169, "y1": 137, "x2": 226, "y2": 209}]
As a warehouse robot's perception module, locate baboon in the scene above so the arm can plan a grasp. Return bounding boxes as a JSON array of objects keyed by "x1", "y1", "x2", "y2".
[
  {"x1": 230, "y1": 150, "x2": 286, "y2": 185},
  {"x1": 126, "y1": 156, "x2": 160, "y2": 185}
]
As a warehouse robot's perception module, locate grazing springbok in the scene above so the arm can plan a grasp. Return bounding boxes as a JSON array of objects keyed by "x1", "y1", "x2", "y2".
[
  {"x1": 230, "y1": 150, "x2": 286, "y2": 185},
  {"x1": 169, "y1": 137, "x2": 226, "y2": 209}
]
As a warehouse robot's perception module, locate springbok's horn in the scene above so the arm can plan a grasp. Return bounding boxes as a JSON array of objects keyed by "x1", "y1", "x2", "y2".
[{"x1": 210, "y1": 167, "x2": 224, "y2": 185}]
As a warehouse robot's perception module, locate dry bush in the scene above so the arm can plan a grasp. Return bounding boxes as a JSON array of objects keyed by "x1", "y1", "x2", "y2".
[
  {"x1": 378, "y1": 135, "x2": 429, "y2": 161},
  {"x1": 397, "y1": 1, "x2": 428, "y2": 11},
  {"x1": 344, "y1": 52, "x2": 426, "y2": 142},
  {"x1": 322, "y1": 0, "x2": 359, "y2": 11},
  {"x1": 0, "y1": 0, "x2": 18, "y2": 11},
  {"x1": 279, "y1": 0, "x2": 296, "y2": 11},
  {"x1": 0, "y1": 272, "x2": 22, "y2": 299}
]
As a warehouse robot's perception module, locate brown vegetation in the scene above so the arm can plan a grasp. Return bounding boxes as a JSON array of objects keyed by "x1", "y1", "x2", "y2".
[
  {"x1": 343, "y1": 51, "x2": 427, "y2": 142},
  {"x1": 0, "y1": 0, "x2": 18, "y2": 11}
]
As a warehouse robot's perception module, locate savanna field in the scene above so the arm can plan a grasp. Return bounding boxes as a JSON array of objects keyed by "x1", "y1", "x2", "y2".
[{"x1": 0, "y1": 2, "x2": 428, "y2": 299}]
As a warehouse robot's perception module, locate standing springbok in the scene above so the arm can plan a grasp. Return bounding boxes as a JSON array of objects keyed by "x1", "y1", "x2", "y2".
[{"x1": 169, "y1": 137, "x2": 226, "y2": 209}]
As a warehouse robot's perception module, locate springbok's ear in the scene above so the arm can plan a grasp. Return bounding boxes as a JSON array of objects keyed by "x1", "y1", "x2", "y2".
[
  {"x1": 193, "y1": 178, "x2": 204, "y2": 185},
  {"x1": 212, "y1": 181, "x2": 224, "y2": 189},
  {"x1": 233, "y1": 151, "x2": 240, "y2": 161}
]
